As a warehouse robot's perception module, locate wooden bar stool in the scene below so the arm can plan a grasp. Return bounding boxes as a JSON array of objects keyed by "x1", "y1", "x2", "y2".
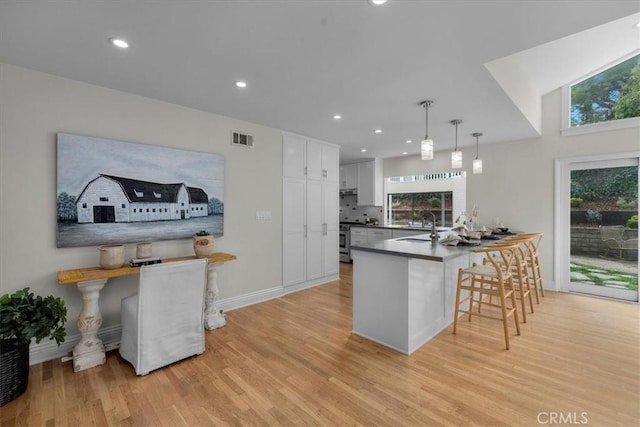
[
  {"x1": 453, "y1": 244, "x2": 521, "y2": 350},
  {"x1": 504, "y1": 233, "x2": 545, "y2": 301},
  {"x1": 484, "y1": 240, "x2": 535, "y2": 323}
]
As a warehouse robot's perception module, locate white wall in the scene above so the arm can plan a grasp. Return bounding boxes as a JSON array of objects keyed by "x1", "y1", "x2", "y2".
[
  {"x1": 384, "y1": 88, "x2": 639, "y2": 288},
  {"x1": 0, "y1": 63, "x2": 284, "y2": 345}
]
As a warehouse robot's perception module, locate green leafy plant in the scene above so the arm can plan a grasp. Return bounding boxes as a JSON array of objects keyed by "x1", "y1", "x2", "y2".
[
  {"x1": 428, "y1": 197, "x2": 441, "y2": 208},
  {"x1": 570, "y1": 197, "x2": 583, "y2": 208},
  {"x1": 196, "y1": 230, "x2": 211, "y2": 236},
  {"x1": 616, "y1": 197, "x2": 638, "y2": 210},
  {"x1": 571, "y1": 167, "x2": 638, "y2": 201},
  {"x1": 0, "y1": 288, "x2": 67, "y2": 345},
  {"x1": 627, "y1": 215, "x2": 638, "y2": 229}
]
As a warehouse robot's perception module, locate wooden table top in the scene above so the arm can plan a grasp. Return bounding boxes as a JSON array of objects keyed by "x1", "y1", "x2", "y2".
[{"x1": 58, "y1": 252, "x2": 237, "y2": 285}]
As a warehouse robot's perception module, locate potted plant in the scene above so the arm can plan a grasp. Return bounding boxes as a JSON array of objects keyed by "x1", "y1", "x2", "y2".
[
  {"x1": 0, "y1": 287, "x2": 66, "y2": 406},
  {"x1": 193, "y1": 230, "x2": 214, "y2": 258}
]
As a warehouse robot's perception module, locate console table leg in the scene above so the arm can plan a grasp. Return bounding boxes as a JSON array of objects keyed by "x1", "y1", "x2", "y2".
[
  {"x1": 73, "y1": 279, "x2": 107, "y2": 372},
  {"x1": 205, "y1": 262, "x2": 226, "y2": 329}
]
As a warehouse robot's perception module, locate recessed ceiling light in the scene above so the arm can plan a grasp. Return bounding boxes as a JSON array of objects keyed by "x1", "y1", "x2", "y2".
[
  {"x1": 406, "y1": 140, "x2": 412, "y2": 144},
  {"x1": 235, "y1": 81, "x2": 247, "y2": 88},
  {"x1": 109, "y1": 38, "x2": 129, "y2": 49},
  {"x1": 374, "y1": 129, "x2": 382, "y2": 134},
  {"x1": 634, "y1": 21, "x2": 640, "y2": 29},
  {"x1": 361, "y1": 149, "x2": 367, "y2": 152},
  {"x1": 369, "y1": 0, "x2": 387, "y2": 5},
  {"x1": 333, "y1": 114, "x2": 342, "y2": 120},
  {"x1": 402, "y1": 151, "x2": 408, "y2": 155}
]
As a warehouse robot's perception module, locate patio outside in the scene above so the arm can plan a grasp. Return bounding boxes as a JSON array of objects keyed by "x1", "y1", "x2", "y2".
[{"x1": 569, "y1": 166, "x2": 638, "y2": 294}]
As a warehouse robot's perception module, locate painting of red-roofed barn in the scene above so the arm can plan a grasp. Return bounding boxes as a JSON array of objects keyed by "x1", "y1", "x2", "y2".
[{"x1": 56, "y1": 133, "x2": 224, "y2": 248}]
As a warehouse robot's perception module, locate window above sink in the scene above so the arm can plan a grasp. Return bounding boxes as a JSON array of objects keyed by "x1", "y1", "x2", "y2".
[{"x1": 384, "y1": 172, "x2": 467, "y2": 229}]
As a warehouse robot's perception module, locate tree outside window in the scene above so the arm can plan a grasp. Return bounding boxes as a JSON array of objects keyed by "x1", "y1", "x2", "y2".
[
  {"x1": 388, "y1": 192, "x2": 452, "y2": 226},
  {"x1": 571, "y1": 54, "x2": 640, "y2": 127}
]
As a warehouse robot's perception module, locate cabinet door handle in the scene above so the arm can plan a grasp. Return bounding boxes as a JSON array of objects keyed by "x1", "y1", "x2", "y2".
[
  {"x1": 323, "y1": 169, "x2": 327, "y2": 178},
  {"x1": 304, "y1": 225, "x2": 307, "y2": 238},
  {"x1": 323, "y1": 223, "x2": 327, "y2": 235},
  {"x1": 304, "y1": 167, "x2": 307, "y2": 175}
]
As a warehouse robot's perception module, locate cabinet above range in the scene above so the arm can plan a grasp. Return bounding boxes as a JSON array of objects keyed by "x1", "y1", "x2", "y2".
[
  {"x1": 339, "y1": 163, "x2": 357, "y2": 190},
  {"x1": 339, "y1": 158, "x2": 383, "y2": 206}
]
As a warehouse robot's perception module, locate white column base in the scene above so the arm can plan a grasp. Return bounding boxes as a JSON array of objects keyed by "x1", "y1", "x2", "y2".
[
  {"x1": 205, "y1": 262, "x2": 226, "y2": 330},
  {"x1": 72, "y1": 279, "x2": 107, "y2": 372},
  {"x1": 205, "y1": 310, "x2": 226, "y2": 329}
]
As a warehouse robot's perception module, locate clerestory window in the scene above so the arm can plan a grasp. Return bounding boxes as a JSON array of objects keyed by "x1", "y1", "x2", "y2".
[{"x1": 564, "y1": 53, "x2": 640, "y2": 135}]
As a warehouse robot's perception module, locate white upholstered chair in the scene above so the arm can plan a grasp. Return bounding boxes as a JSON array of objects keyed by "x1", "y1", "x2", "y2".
[{"x1": 119, "y1": 258, "x2": 208, "y2": 375}]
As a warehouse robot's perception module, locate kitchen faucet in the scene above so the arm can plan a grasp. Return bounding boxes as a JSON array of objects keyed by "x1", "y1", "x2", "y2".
[{"x1": 423, "y1": 211, "x2": 440, "y2": 241}]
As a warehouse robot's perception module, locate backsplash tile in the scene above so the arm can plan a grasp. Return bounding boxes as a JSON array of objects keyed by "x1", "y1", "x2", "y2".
[{"x1": 339, "y1": 195, "x2": 383, "y2": 223}]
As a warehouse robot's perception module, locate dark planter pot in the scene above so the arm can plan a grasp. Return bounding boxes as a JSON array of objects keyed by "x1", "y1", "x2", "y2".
[{"x1": 0, "y1": 339, "x2": 29, "y2": 407}]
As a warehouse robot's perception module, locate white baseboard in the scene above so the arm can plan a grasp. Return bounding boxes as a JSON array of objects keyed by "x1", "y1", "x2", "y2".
[
  {"x1": 30, "y1": 274, "x2": 338, "y2": 364},
  {"x1": 217, "y1": 286, "x2": 284, "y2": 312},
  {"x1": 282, "y1": 274, "x2": 338, "y2": 295},
  {"x1": 544, "y1": 278, "x2": 556, "y2": 292},
  {"x1": 29, "y1": 324, "x2": 122, "y2": 366}
]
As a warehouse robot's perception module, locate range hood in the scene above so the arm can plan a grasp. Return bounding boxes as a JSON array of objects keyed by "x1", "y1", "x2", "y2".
[{"x1": 339, "y1": 188, "x2": 357, "y2": 196}]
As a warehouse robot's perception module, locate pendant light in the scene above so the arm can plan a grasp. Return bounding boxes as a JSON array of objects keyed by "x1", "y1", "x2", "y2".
[
  {"x1": 472, "y1": 132, "x2": 483, "y2": 174},
  {"x1": 419, "y1": 100, "x2": 434, "y2": 160},
  {"x1": 450, "y1": 119, "x2": 462, "y2": 169}
]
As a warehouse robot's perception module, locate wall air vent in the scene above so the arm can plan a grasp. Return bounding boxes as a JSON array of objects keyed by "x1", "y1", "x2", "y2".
[{"x1": 231, "y1": 130, "x2": 254, "y2": 148}]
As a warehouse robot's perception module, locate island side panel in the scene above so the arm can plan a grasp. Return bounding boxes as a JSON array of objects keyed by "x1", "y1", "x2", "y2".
[
  {"x1": 407, "y1": 258, "x2": 445, "y2": 354},
  {"x1": 444, "y1": 253, "x2": 472, "y2": 325},
  {"x1": 352, "y1": 250, "x2": 409, "y2": 353}
]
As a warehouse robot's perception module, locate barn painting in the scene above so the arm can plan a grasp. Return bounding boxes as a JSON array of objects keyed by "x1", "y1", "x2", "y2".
[{"x1": 56, "y1": 133, "x2": 224, "y2": 248}]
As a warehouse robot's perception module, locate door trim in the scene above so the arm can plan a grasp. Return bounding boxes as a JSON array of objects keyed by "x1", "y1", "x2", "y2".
[{"x1": 554, "y1": 151, "x2": 639, "y2": 299}]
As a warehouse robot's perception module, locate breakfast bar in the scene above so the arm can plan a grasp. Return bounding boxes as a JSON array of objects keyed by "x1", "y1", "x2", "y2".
[{"x1": 351, "y1": 236, "x2": 481, "y2": 354}]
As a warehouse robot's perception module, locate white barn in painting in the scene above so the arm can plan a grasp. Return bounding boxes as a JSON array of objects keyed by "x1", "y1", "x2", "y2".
[{"x1": 76, "y1": 174, "x2": 209, "y2": 223}]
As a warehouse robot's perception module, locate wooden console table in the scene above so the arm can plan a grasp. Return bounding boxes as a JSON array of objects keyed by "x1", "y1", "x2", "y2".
[{"x1": 58, "y1": 252, "x2": 236, "y2": 372}]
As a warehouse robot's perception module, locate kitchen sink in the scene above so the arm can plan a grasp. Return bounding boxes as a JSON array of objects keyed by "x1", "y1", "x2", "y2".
[
  {"x1": 397, "y1": 237, "x2": 432, "y2": 242},
  {"x1": 404, "y1": 225, "x2": 451, "y2": 231}
]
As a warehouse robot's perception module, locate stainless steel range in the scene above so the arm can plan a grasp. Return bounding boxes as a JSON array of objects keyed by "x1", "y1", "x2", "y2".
[
  {"x1": 339, "y1": 222, "x2": 364, "y2": 263},
  {"x1": 339, "y1": 223, "x2": 351, "y2": 263}
]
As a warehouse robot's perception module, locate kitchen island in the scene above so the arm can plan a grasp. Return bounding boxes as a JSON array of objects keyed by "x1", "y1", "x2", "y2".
[{"x1": 351, "y1": 235, "x2": 480, "y2": 354}]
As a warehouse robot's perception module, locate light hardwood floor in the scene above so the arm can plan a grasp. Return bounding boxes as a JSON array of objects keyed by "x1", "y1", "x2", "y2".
[{"x1": 2, "y1": 264, "x2": 639, "y2": 426}]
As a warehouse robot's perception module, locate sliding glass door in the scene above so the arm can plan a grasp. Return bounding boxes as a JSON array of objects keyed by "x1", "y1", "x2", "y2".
[{"x1": 556, "y1": 154, "x2": 638, "y2": 301}]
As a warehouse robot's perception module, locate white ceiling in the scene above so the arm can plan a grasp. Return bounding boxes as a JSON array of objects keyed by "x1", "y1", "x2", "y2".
[{"x1": 1, "y1": 1, "x2": 638, "y2": 163}]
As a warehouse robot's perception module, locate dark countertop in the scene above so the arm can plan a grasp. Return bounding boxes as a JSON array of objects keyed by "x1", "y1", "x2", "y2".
[
  {"x1": 348, "y1": 223, "x2": 453, "y2": 232},
  {"x1": 350, "y1": 233, "x2": 494, "y2": 262}
]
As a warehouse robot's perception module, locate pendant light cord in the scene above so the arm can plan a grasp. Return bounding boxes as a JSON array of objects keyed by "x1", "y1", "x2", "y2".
[
  {"x1": 454, "y1": 121, "x2": 458, "y2": 151},
  {"x1": 475, "y1": 134, "x2": 479, "y2": 159},
  {"x1": 472, "y1": 132, "x2": 482, "y2": 160},
  {"x1": 422, "y1": 101, "x2": 432, "y2": 140},
  {"x1": 425, "y1": 103, "x2": 429, "y2": 140}
]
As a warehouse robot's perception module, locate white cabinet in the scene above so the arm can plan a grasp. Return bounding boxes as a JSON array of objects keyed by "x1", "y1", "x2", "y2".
[
  {"x1": 283, "y1": 179, "x2": 306, "y2": 286},
  {"x1": 357, "y1": 159, "x2": 383, "y2": 206},
  {"x1": 283, "y1": 133, "x2": 339, "y2": 291},
  {"x1": 366, "y1": 228, "x2": 392, "y2": 242},
  {"x1": 339, "y1": 163, "x2": 358, "y2": 189},
  {"x1": 307, "y1": 140, "x2": 338, "y2": 182},
  {"x1": 306, "y1": 180, "x2": 339, "y2": 280},
  {"x1": 350, "y1": 227, "x2": 368, "y2": 245},
  {"x1": 351, "y1": 226, "x2": 393, "y2": 245},
  {"x1": 283, "y1": 134, "x2": 307, "y2": 179}
]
